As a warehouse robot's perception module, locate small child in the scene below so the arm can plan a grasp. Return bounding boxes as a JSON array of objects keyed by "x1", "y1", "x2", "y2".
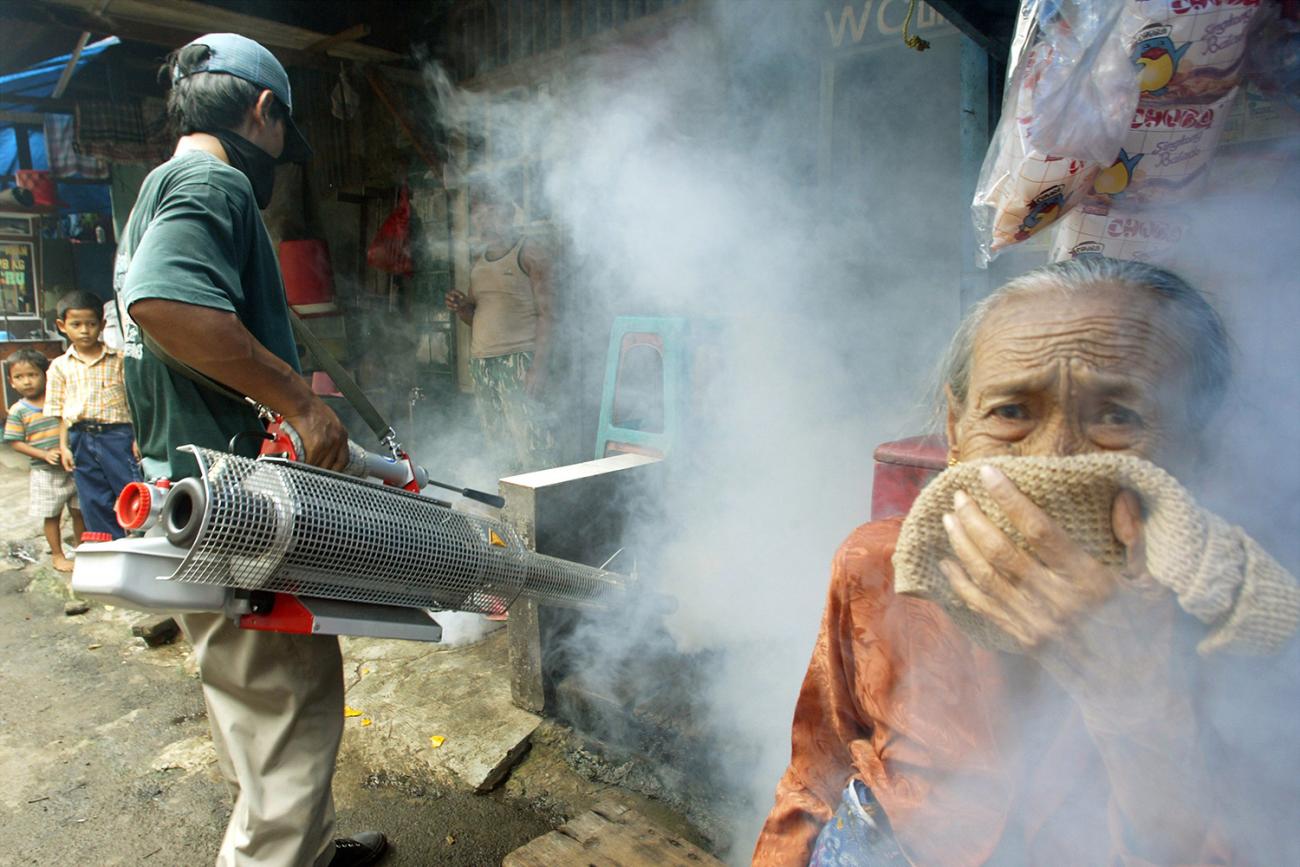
[
  {"x1": 4, "y1": 350, "x2": 86, "y2": 570},
  {"x1": 45, "y1": 291, "x2": 140, "y2": 540}
]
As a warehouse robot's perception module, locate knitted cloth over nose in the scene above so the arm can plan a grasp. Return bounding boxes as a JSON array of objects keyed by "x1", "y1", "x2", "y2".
[{"x1": 891, "y1": 453, "x2": 1300, "y2": 655}]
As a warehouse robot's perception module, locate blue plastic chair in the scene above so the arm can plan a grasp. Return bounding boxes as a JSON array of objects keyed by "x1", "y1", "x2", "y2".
[{"x1": 594, "y1": 316, "x2": 689, "y2": 460}]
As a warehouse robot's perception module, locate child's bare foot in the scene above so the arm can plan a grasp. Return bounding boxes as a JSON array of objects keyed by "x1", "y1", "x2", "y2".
[{"x1": 52, "y1": 554, "x2": 74, "y2": 572}]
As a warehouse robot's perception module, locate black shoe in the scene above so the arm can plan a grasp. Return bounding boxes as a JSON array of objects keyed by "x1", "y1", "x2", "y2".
[{"x1": 329, "y1": 831, "x2": 388, "y2": 866}]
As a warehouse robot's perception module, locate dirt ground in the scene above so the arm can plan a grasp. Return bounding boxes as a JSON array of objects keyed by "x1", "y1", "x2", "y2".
[{"x1": 0, "y1": 450, "x2": 708, "y2": 866}]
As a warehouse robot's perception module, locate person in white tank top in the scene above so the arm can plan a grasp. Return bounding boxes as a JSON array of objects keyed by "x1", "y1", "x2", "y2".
[{"x1": 445, "y1": 192, "x2": 557, "y2": 473}]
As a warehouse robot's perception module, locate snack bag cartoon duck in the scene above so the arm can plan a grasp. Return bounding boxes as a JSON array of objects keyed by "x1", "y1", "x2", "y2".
[
  {"x1": 1133, "y1": 26, "x2": 1190, "y2": 97},
  {"x1": 1092, "y1": 149, "x2": 1143, "y2": 197},
  {"x1": 1014, "y1": 185, "x2": 1068, "y2": 241}
]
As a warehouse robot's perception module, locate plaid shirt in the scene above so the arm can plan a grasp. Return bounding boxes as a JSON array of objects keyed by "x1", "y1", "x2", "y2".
[{"x1": 44, "y1": 344, "x2": 132, "y2": 425}]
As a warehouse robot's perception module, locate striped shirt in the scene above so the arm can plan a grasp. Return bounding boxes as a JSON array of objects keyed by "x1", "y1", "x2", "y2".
[
  {"x1": 4, "y1": 399, "x2": 61, "y2": 466},
  {"x1": 44, "y1": 344, "x2": 132, "y2": 425}
]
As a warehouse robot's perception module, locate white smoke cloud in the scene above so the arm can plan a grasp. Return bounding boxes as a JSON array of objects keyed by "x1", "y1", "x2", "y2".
[
  {"x1": 416, "y1": 3, "x2": 981, "y2": 858},
  {"x1": 415, "y1": 2, "x2": 1300, "y2": 861}
]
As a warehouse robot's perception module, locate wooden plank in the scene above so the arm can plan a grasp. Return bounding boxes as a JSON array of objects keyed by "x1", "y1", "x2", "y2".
[
  {"x1": 0, "y1": 96, "x2": 76, "y2": 112},
  {"x1": 9, "y1": 2, "x2": 328, "y2": 72},
  {"x1": 306, "y1": 23, "x2": 370, "y2": 54},
  {"x1": 507, "y1": 597, "x2": 545, "y2": 713},
  {"x1": 502, "y1": 830, "x2": 586, "y2": 866},
  {"x1": 500, "y1": 482, "x2": 545, "y2": 712},
  {"x1": 50, "y1": 31, "x2": 91, "y2": 99},
  {"x1": 0, "y1": 111, "x2": 47, "y2": 126},
  {"x1": 42, "y1": 0, "x2": 403, "y2": 63},
  {"x1": 500, "y1": 455, "x2": 662, "y2": 714},
  {"x1": 361, "y1": 66, "x2": 442, "y2": 172},
  {"x1": 504, "y1": 797, "x2": 722, "y2": 867}
]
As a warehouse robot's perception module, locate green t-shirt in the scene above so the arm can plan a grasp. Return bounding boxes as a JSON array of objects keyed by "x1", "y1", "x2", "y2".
[{"x1": 116, "y1": 149, "x2": 299, "y2": 480}]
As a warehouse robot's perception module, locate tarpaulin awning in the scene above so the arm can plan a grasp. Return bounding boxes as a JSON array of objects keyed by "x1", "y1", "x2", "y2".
[
  {"x1": 0, "y1": 36, "x2": 120, "y2": 112},
  {"x1": 0, "y1": 36, "x2": 119, "y2": 209}
]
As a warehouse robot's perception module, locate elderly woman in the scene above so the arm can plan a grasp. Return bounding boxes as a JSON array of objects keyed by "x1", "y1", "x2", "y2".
[{"x1": 755, "y1": 258, "x2": 1298, "y2": 866}]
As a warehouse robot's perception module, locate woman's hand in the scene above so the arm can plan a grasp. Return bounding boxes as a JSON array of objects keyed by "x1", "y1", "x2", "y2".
[
  {"x1": 938, "y1": 464, "x2": 1181, "y2": 716},
  {"x1": 940, "y1": 464, "x2": 1213, "y2": 860}
]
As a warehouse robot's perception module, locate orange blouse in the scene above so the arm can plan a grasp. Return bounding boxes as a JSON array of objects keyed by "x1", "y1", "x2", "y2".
[{"x1": 753, "y1": 518, "x2": 1228, "y2": 867}]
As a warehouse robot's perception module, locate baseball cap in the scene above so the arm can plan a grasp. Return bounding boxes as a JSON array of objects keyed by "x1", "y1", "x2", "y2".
[{"x1": 173, "y1": 33, "x2": 313, "y2": 163}]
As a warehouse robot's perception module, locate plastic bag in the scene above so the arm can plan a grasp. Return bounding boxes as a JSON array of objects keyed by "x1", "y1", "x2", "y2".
[
  {"x1": 973, "y1": 0, "x2": 1138, "y2": 265},
  {"x1": 1017, "y1": 0, "x2": 1141, "y2": 160},
  {"x1": 975, "y1": 0, "x2": 1262, "y2": 266},
  {"x1": 366, "y1": 186, "x2": 414, "y2": 276},
  {"x1": 975, "y1": 151, "x2": 1096, "y2": 259},
  {"x1": 1051, "y1": 89, "x2": 1237, "y2": 264}
]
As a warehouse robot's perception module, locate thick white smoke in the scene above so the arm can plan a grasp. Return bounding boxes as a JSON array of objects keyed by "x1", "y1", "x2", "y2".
[
  {"x1": 417, "y1": 1, "x2": 994, "y2": 857},
  {"x1": 418, "y1": 1, "x2": 1300, "y2": 861}
]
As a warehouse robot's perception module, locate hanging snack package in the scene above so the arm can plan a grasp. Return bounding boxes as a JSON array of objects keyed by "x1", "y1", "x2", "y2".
[
  {"x1": 1050, "y1": 204, "x2": 1189, "y2": 263},
  {"x1": 973, "y1": 0, "x2": 1140, "y2": 265},
  {"x1": 1051, "y1": 89, "x2": 1236, "y2": 262},
  {"x1": 1053, "y1": 0, "x2": 1263, "y2": 263},
  {"x1": 975, "y1": 154, "x2": 1098, "y2": 261},
  {"x1": 1130, "y1": 0, "x2": 1263, "y2": 105},
  {"x1": 1087, "y1": 87, "x2": 1238, "y2": 210},
  {"x1": 974, "y1": 0, "x2": 1265, "y2": 265}
]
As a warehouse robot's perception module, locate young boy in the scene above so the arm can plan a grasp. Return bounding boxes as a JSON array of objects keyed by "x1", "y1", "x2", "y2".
[
  {"x1": 4, "y1": 350, "x2": 86, "y2": 570},
  {"x1": 45, "y1": 291, "x2": 139, "y2": 539}
]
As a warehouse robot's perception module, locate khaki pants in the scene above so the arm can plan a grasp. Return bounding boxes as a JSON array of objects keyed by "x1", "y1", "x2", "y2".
[{"x1": 179, "y1": 612, "x2": 344, "y2": 867}]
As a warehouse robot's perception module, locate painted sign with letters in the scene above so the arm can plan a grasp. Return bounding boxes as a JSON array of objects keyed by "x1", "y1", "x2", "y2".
[
  {"x1": 0, "y1": 242, "x2": 37, "y2": 317},
  {"x1": 825, "y1": 1, "x2": 954, "y2": 49}
]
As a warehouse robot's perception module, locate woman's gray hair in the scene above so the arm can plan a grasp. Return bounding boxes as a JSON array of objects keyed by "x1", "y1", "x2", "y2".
[{"x1": 936, "y1": 257, "x2": 1232, "y2": 428}]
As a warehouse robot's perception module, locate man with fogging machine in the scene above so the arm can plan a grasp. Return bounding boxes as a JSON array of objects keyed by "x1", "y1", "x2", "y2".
[{"x1": 114, "y1": 34, "x2": 387, "y2": 866}]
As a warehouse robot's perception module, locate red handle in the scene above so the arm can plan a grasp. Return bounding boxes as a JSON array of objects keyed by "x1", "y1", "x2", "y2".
[{"x1": 260, "y1": 416, "x2": 302, "y2": 461}]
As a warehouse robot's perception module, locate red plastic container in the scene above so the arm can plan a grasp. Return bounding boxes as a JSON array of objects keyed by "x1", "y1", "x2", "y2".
[
  {"x1": 870, "y1": 435, "x2": 947, "y2": 521},
  {"x1": 279, "y1": 239, "x2": 336, "y2": 316}
]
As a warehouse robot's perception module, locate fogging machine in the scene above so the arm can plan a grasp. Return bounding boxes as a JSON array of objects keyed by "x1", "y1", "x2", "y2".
[
  {"x1": 71, "y1": 315, "x2": 630, "y2": 642},
  {"x1": 72, "y1": 433, "x2": 629, "y2": 642}
]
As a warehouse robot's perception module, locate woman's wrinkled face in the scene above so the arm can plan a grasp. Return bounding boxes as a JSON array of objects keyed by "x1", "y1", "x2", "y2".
[{"x1": 947, "y1": 283, "x2": 1190, "y2": 464}]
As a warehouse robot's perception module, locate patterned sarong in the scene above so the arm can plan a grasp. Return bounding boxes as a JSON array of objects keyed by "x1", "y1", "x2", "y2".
[
  {"x1": 809, "y1": 780, "x2": 909, "y2": 866},
  {"x1": 469, "y1": 351, "x2": 555, "y2": 475}
]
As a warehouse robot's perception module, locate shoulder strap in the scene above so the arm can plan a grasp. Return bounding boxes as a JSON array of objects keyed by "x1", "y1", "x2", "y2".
[
  {"x1": 139, "y1": 312, "x2": 395, "y2": 447},
  {"x1": 139, "y1": 329, "x2": 252, "y2": 407},
  {"x1": 286, "y1": 313, "x2": 392, "y2": 443}
]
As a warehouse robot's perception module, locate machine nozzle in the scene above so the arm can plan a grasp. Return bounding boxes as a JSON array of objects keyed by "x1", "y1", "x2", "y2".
[{"x1": 162, "y1": 478, "x2": 207, "y2": 549}]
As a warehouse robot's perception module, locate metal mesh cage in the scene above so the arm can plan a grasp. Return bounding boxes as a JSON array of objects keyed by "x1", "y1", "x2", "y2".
[{"x1": 168, "y1": 448, "x2": 625, "y2": 613}]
